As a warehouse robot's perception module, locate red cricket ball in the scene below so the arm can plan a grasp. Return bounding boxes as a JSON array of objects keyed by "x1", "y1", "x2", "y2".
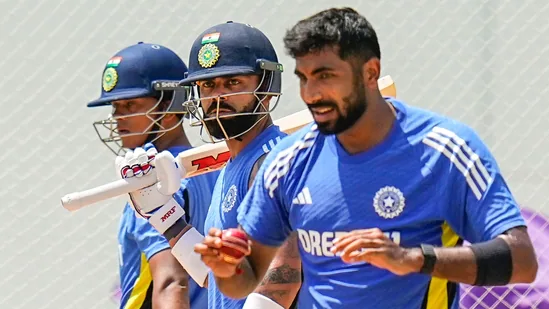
[{"x1": 219, "y1": 228, "x2": 250, "y2": 263}]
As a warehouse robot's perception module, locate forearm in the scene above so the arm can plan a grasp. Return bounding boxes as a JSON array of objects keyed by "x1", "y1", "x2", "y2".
[
  {"x1": 253, "y1": 234, "x2": 301, "y2": 308},
  {"x1": 215, "y1": 238, "x2": 283, "y2": 300},
  {"x1": 149, "y1": 251, "x2": 192, "y2": 309},
  {"x1": 153, "y1": 283, "x2": 190, "y2": 309},
  {"x1": 406, "y1": 228, "x2": 537, "y2": 285},
  {"x1": 215, "y1": 257, "x2": 263, "y2": 299},
  {"x1": 406, "y1": 246, "x2": 477, "y2": 284}
]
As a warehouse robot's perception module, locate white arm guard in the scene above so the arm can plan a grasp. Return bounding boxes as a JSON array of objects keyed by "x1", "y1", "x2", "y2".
[
  {"x1": 243, "y1": 293, "x2": 284, "y2": 309},
  {"x1": 171, "y1": 227, "x2": 210, "y2": 287}
]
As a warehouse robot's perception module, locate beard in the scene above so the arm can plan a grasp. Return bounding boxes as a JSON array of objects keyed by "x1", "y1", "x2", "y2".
[
  {"x1": 203, "y1": 99, "x2": 262, "y2": 140},
  {"x1": 310, "y1": 71, "x2": 368, "y2": 135}
]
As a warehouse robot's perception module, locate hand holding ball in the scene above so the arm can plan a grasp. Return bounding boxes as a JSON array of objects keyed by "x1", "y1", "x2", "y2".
[{"x1": 219, "y1": 228, "x2": 251, "y2": 264}]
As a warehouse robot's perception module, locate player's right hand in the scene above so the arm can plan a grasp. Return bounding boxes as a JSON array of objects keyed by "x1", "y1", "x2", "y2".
[{"x1": 194, "y1": 228, "x2": 245, "y2": 278}]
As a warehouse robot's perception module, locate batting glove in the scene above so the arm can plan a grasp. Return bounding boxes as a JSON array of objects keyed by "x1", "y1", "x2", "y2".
[{"x1": 115, "y1": 143, "x2": 210, "y2": 287}]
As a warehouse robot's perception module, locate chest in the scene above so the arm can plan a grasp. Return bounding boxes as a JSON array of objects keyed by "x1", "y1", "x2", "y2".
[
  {"x1": 289, "y1": 146, "x2": 448, "y2": 245},
  {"x1": 205, "y1": 166, "x2": 250, "y2": 230}
]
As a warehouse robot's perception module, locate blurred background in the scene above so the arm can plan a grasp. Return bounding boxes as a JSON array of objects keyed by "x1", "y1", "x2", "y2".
[{"x1": 0, "y1": 0, "x2": 547, "y2": 308}]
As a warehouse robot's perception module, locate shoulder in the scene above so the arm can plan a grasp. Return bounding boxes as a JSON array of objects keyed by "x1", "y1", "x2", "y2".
[
  {"x1": 260, "y1": 123, "x2": 320, "y2": 197},
  {"x1": 395, "y1": 100, "x2": 498, "y2": 199},
  {"x1": 420, "y1": 113, "x2": 493, "y2": 168},
  {"x1": 248, "y1": 127, "x2": 289, "y2": 187},
  {"x1": 263, "y1": 123, "x2": 318, "y2": 169},
  {"x1": 391, "y1": 98, "x2": 493, "y2": 163}
]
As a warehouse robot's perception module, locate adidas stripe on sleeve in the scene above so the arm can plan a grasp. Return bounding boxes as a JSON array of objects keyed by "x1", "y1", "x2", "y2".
[{"x1": 425, "y1": 124, "x2": 526, "y2": 243}]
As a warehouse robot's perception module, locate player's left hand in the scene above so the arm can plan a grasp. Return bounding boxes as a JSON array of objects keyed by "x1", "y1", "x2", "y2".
[
  {"x1": 331, "y1": 228, "x2": 418, "y2": 276},
  {"x1": 115, "y1": 143, "x2": 184, "y2": 218}
]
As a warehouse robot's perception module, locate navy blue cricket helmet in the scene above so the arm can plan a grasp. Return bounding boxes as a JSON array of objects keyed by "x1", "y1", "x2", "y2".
[
  {"x1": 87, "y1": 42, "x2": 190, "y2": 155},
  {"x1": 179, "y1": 21, "x2": 284, "y2": 143},
  {"x1": 180, "y1": 21, "x2": 283, "y2": 90}
]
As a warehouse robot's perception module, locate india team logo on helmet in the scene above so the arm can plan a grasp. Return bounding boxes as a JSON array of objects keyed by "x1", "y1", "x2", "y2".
[
  {"x1": 198, "y1": 43, "x2": 220, "y2": 68},
  {"x1": 179, "y1": 21, "x2": 284, "y2": 144},
  {"x1": 102, "y1": 67, "x2": 118, "y2": 92}
]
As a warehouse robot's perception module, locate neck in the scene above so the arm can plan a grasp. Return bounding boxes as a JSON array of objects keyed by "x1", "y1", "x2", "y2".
[
  {"x1": 336, "y1": 94, "x2": 396, "y2": 155},
  {"x1": 225, "y1": 116, "x2": 273, "y2": 159},
  {"x1": 154, "y1": 128, "x2": 192, "y2": 152}
]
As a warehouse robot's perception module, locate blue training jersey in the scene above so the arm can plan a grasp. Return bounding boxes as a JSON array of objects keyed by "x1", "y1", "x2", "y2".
[
  {"x1": 118, "y1": 145, "x2": 219, "y2": 309},
  {"x1": 204, "y1": 125, "x2": 286, "y2": 309},
  {"x1": 237, "y1": 99, "x2": 527, "y2": 309}
]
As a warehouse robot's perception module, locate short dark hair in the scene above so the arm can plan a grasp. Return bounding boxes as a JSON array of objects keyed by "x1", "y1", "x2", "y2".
[{"x1": 283, "y1": 7, "x2": 381, "y2": 62}]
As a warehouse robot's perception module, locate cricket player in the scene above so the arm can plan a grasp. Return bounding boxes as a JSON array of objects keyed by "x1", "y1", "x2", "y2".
[
  {"x1": 87, "y1": 42, "x2": 218, "y2": 308},
  {"x1": 193, "y1": 8, "x2": 539, "y2": 309},
  {"x1": 113, "y1": 22, "x2": 301, "y2": 309}
]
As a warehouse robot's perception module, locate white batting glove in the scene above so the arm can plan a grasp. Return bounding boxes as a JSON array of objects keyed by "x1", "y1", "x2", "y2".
[{"x1": 114, "y1": 145, "x2": 184, "y2": 220}]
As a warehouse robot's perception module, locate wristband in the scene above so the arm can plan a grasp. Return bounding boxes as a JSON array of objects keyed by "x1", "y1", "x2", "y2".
[
  {"x1": 163, "y1": 218, "x2": 188, "y2": 240},
  {"x1": 419, "y1": 244, "x2": 437, "y2": 274},
  {"x1": 148, "y1": 198, "x2": 186, "y2": 235}
]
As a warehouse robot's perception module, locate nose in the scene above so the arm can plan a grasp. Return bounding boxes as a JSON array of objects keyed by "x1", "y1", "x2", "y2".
[
  {"x1": 212, "y1": 90, "x2": 229, "y2": 104},
  {"x1": 300, "y1": 81, "x2": 322, "y2": 105},
  {"x1": 202, "y1": 87, "x2": 229, "y2": 109},
  {"x1": 112, "y1": 108, "x2": 124, "y2": 118}
]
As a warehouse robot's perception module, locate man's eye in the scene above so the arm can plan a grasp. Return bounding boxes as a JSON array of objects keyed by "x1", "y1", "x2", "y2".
[
  {"x1": 228, "y1": 79, "x2": 240, "y2": 85},
  {"x1": 319, "y1": 73, "x2": 332, "y2": 79},
  {"x1": 202, "y1": 81, "x2": 214, "y2": 88}
]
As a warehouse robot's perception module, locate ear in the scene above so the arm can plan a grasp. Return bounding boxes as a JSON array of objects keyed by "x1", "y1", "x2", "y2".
[
  {"x1": 159, "y1": 112, "x2": 180, "y2": 129},
  {"x1": 257, "y1": 95, "x2": 272, "y2": 113},
  {"x1": 361, "y1": 58, "x2": 381, "y2": 91}
]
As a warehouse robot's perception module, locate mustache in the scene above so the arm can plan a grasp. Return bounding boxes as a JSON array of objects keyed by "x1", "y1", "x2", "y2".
[
  {"x1": 206, "y1": 103, "x2": 237, "y2": 115},
  {"x1": 308, "y1": 101, "x2": 338, "y2": 110}
]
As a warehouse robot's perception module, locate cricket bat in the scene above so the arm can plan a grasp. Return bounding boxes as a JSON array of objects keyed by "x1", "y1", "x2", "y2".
[{"x1": 61, "y1": 75, "x2": 396, "y2": 211}]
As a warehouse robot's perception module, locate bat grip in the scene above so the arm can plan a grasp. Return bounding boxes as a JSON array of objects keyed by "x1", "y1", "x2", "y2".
[{"x1": 61, "y1": 173, "x2": 157, "y2": 212}]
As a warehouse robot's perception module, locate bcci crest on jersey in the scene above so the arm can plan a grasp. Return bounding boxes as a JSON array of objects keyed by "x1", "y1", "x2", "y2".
[
  {"x1": 222, "y1": 185, "x2": 238, "y2": 213},
  {"x1": 373, "y1": 186, "x2": 405, "y2": 219}
]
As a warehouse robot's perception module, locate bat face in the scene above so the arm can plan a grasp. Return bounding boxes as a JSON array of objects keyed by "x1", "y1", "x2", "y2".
[{"x1": 188, "y1": 150, "x2": 231, "y2": 177}]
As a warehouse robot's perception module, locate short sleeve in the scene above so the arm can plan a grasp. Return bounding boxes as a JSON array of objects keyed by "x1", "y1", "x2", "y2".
[
  {"x1": 237, "y1": 145, "x2": 293, "y2": 247},
  {"x1": 132, "y1": 210, "x2": 171, "y2": 260},
  {"x1": 439, "y1": 125, "x2": 527, "y2": 243}
]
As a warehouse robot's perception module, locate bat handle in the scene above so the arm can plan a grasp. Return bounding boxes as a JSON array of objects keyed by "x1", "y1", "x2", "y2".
[{"x1": 61, "y1": 173, "x2": 157, "y2": 212}]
